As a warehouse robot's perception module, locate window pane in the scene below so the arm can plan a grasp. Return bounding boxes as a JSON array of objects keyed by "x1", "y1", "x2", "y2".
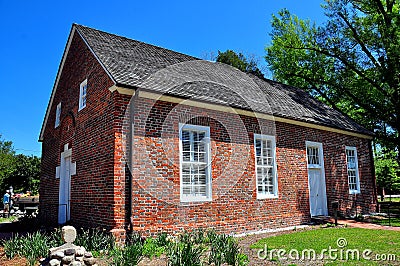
[
  {"x1": 255, "y1": 139, "x2": 261, "y2": 156},
  {"x1": 181, "y1": 126, "x2": 210, "y2": 199},
  {"x1": 346, "y1": 148, "x2": 359, "y2": 192},
  {"x1": 307, "y1": 147, "x2": 320, "y2": 165},
  {"x1": 255, "y1": 136, "x2": 276, "y2": 196}
]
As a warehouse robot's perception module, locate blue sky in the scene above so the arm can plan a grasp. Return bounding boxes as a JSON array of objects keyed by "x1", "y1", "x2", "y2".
[{"x1": 0, "y1": 0, "x2": 325, "y2": 157}]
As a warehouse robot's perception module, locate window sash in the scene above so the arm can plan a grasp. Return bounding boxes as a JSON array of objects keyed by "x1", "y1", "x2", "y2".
[
  {"x1": 55, "y1": 102, "x2": 61, "y2": 128},
  {"x1": 346, "y1": 147, "x2": 360, "y2": 194},
  {"x1": 307, "y1": 146, "x2": 321, "y2": 168},
  {"x1": 79, "y1": 79, "x2": 87, "y2": 110},
  {"x1": 254, "y1": 135, "x2": 277, "y2": 198},
  {"x1": 180, "y1": 125, "x2": 211, "y2": 201}
]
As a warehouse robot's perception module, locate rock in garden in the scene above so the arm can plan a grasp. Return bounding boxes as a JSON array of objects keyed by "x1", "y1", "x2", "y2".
[
  {"x1": 84, "y1": 251, "x2": 93, "y2": 258},
  {"x1": 62, "y1": 226, "x2": 77, "y2": 243},
  {"x1": 64, "y1": 248, "x2": 76, "y2": 256},
  {"x1": 51, "y1": 251, "x2": 65, "y2": 259},
  {"x1": 49, "y1": 259, "x2": 61, "y2": 266},
  {"x1": 75, "y1": 247, "x2": 86, "y2": 256},
  {"x1": 69, "y1": 261, "x2": 82, "y2": 266},
  {"x1": 62, "y1": 255, "x2": 74, "y2": 264},
  {"x1": 83, "y1": 257, "x2": 96, "y2": 265}
]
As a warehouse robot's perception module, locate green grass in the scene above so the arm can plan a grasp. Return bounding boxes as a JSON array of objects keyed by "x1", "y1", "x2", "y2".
[
  {"x1": 378, "y1": 197, "x2": 400, "y2": 202},
  {"x1": 0, "y1": 216, "x2": 17, "y2": 223},
  {"x1": 369, "y1": 217, "x2": 400, "y2": 227},
  {"x1": 251, "y1": 228, "x2": 400, "y2": 265}
]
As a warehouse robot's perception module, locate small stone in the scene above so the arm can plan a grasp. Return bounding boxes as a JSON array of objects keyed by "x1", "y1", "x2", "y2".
[
  {"x1": 49, "y1": 259, "x2": 61, "y2": 266},
  {"x1": 61, "y1": 255, "x2": 74, "y2": 264},
  {"x1": 40, "y1": 257, "x2": 50, "y2": 266},
  {"x1": 75, "y1": 256, "x2": 84, "y2": 262},
  {"x1": 83, "y1": 257, "x2": 96, "y2": 265},
  {"x1": 51, "y1": 251, "x2": 65, "y2": 259},
  {"x1": 84, "y1": 251, "x2": 93, "y2": 258},
  {"x1": 65, "y1": 248, "x2": 76, "y2": 256},
  {"x1": 62, "y1": 226, "x2": 77, "y2": 244},
  {"x1": 76, "y1": 247, "x2": 85, "y2": 256},
  {"x1": 69, "y1": 262, "x2": 82, "y2": 266}
]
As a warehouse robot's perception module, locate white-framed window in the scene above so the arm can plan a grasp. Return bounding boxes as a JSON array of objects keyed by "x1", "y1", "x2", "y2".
[
  {"x1": 346, "y1": 146, "x2": 360, "y2": 194},
  {"x1": 55, "y1": 102, "x2": 61, "y2": 128},
  {"x1": 78, "y1": 79, "x2": 87, "y2": 111},
  {"x1": 307, "y1": 144, "x2": 322, "y2": 169},
  {"x1": 179, "y1": 124, "x2": 211, "y2": 202},
  {"x1": 254, "y1": 134, "x2": 278, "y2": 199}
]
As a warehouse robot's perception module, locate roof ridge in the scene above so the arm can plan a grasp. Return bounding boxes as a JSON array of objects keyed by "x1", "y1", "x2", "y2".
[{"x1": 73, "y1": 23, "x2": 199, "y2": 61}]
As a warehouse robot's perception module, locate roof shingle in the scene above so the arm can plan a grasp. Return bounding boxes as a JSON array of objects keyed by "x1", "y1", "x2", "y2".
[{"x1": 74, "y1": 24, "x2": 372, "y2": 136}]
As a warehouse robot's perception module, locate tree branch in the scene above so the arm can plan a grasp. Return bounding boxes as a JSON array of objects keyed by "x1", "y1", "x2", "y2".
[
  {"x1": 374, "y1": 0, "x2": 391, "y2": 26},
  {"x1": 283, "y1": 44, "x2": 391, "y2": 99},
  {"x1": 289, "y1": 69, "x2": 394, "y2": 124},
  {"x1": 290, "y1": 72, "x2": 341, "y2": 110},
  {"x1": 337, "y1": 11, "x2": 382, "y2": 69}
]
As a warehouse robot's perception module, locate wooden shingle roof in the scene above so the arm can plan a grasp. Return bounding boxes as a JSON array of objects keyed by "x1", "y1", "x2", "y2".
[{"x1": 72, "y1": 24, "x2": 373, "y2": 136}]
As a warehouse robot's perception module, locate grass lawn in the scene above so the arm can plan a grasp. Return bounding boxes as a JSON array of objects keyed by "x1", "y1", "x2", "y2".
[
  {"x1": 378, "y1": 197, "x2": 400, "y2": 203},
  {"x1": 251, "y1": 228, "x2": 400, "y2": 265},
  {"x1": 0, "y1": 216, "x2": 17, "y2": 223},
  {"x1": 368, "y1": 217, "x2": 400, "y2": 227}
]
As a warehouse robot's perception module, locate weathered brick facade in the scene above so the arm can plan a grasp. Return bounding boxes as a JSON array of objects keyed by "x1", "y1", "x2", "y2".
[
  {"x1": 126, "y1": 95, "x2": 377, "y2": 235},
  {"x1": 40, "y1": 26, "x2": 377, "y2": 241}
]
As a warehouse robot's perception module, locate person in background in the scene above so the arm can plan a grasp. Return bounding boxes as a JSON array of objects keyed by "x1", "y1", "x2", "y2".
[{"x1": 3, "y1": 190, "x2": 10, "y2": 218}]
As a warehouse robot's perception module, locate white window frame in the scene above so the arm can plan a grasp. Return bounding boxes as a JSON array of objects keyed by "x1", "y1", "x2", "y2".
[
  {"x1": 345, "y1": 146, "x2": 361, "y2": 194},
  {"x1": 254, "y1": 134, "x2": 278, "y2": 199},
  {"x1": 306, "y1": 141, "x2": 324, "y2": 170},
  {"x1": 179, "y1": 123, "x2": 212, "y2": 202},
  {"x1": 78, "y1": 79, "x2": 87, "y2": 111},
  {"x1": 55, "y1": 102, "x2": 61, "y2": 128}
]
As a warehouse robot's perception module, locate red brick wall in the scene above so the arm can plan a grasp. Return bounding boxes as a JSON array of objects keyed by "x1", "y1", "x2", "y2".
[
  {"x1": 40, "y1": 30, "x2": 127, "y2": 230},
  {"x1": 127, "y1": 94, "x2": 377, "y2": 235}
]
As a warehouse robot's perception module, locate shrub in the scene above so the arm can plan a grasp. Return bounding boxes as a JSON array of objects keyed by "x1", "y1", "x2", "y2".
[
  {"x1": 2, "y1": 231, "x2": 50, "y2": 266},
  {"x1": 209, "y1": 233, "x2": 248, "y2": 266},
  {"x1": 142, "y1": 237, "x2": 165, "y2": 259},
  {"x1": 74, "y1": 227, "x2": 115, "y2": 252},
  {"x1": 166, "y1": 232, "x2": 204, "y2": 266},
  {"x1": 155, "y1": 232, "x2": 169, "y2": 247},
  {"x1": 110, "y1": 242, "x2": 143, "y2": 266}
]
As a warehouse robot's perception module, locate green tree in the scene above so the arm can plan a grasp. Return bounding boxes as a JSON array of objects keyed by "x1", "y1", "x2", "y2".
[
  {"x1": 265, "y1": 1, "x2": 400, "y2": 162},
  {"x1": 4, "y1": 154, "x2": 41, "y2": 195},
  {"x1": 0, "y1": 134, "x2": 15, "y2": 191},
  {"x1": 375, "y1": 150, "x2": 400, "y2": 195},
  {"x1": 0, "y1": 135, "x2": 41, "y2": 195},
  {"x1": 216, "y1": 50, "x2": 265, "y2": 79}
]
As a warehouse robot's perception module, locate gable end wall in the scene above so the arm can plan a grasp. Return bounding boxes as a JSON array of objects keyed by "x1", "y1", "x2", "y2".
[{"x1": 40, "y1": 31, "x2": 124, "y2": 229}]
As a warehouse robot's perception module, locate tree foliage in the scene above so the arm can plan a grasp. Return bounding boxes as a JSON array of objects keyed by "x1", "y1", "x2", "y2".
[
  {"x1": 375, "y1": 150, "x2": 400, "y2": 194},
  {"x1": 216, "y1": 50, "x2": 265, "y2": 79},
  {"x1": 265, "y1": 0, "x2": 400, "y2": 161},
  {"x1": 0, "y1": 135, "x2": 41, "y2": 195}
]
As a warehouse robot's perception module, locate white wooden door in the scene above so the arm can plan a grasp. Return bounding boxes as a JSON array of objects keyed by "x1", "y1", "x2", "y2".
[
  {"x1": 58, "y1": 155, "x2": 71, "y2": 224},
  {"x1": 306, "y1": 142, "x2": 328, "y2": 217}
]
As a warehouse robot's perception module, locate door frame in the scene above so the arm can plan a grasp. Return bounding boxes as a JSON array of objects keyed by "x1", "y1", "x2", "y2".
[
  {"x1": 305, "y1": 141, "x2": 328, "y2": 217},
  {"x1": 58, "y1": 144, "x2": 72, "y2": 224}
]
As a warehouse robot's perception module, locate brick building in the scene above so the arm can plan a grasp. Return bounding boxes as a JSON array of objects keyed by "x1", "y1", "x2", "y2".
[{"x1": 39, "y1": 24, "x2": 377, "y2": 239}]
